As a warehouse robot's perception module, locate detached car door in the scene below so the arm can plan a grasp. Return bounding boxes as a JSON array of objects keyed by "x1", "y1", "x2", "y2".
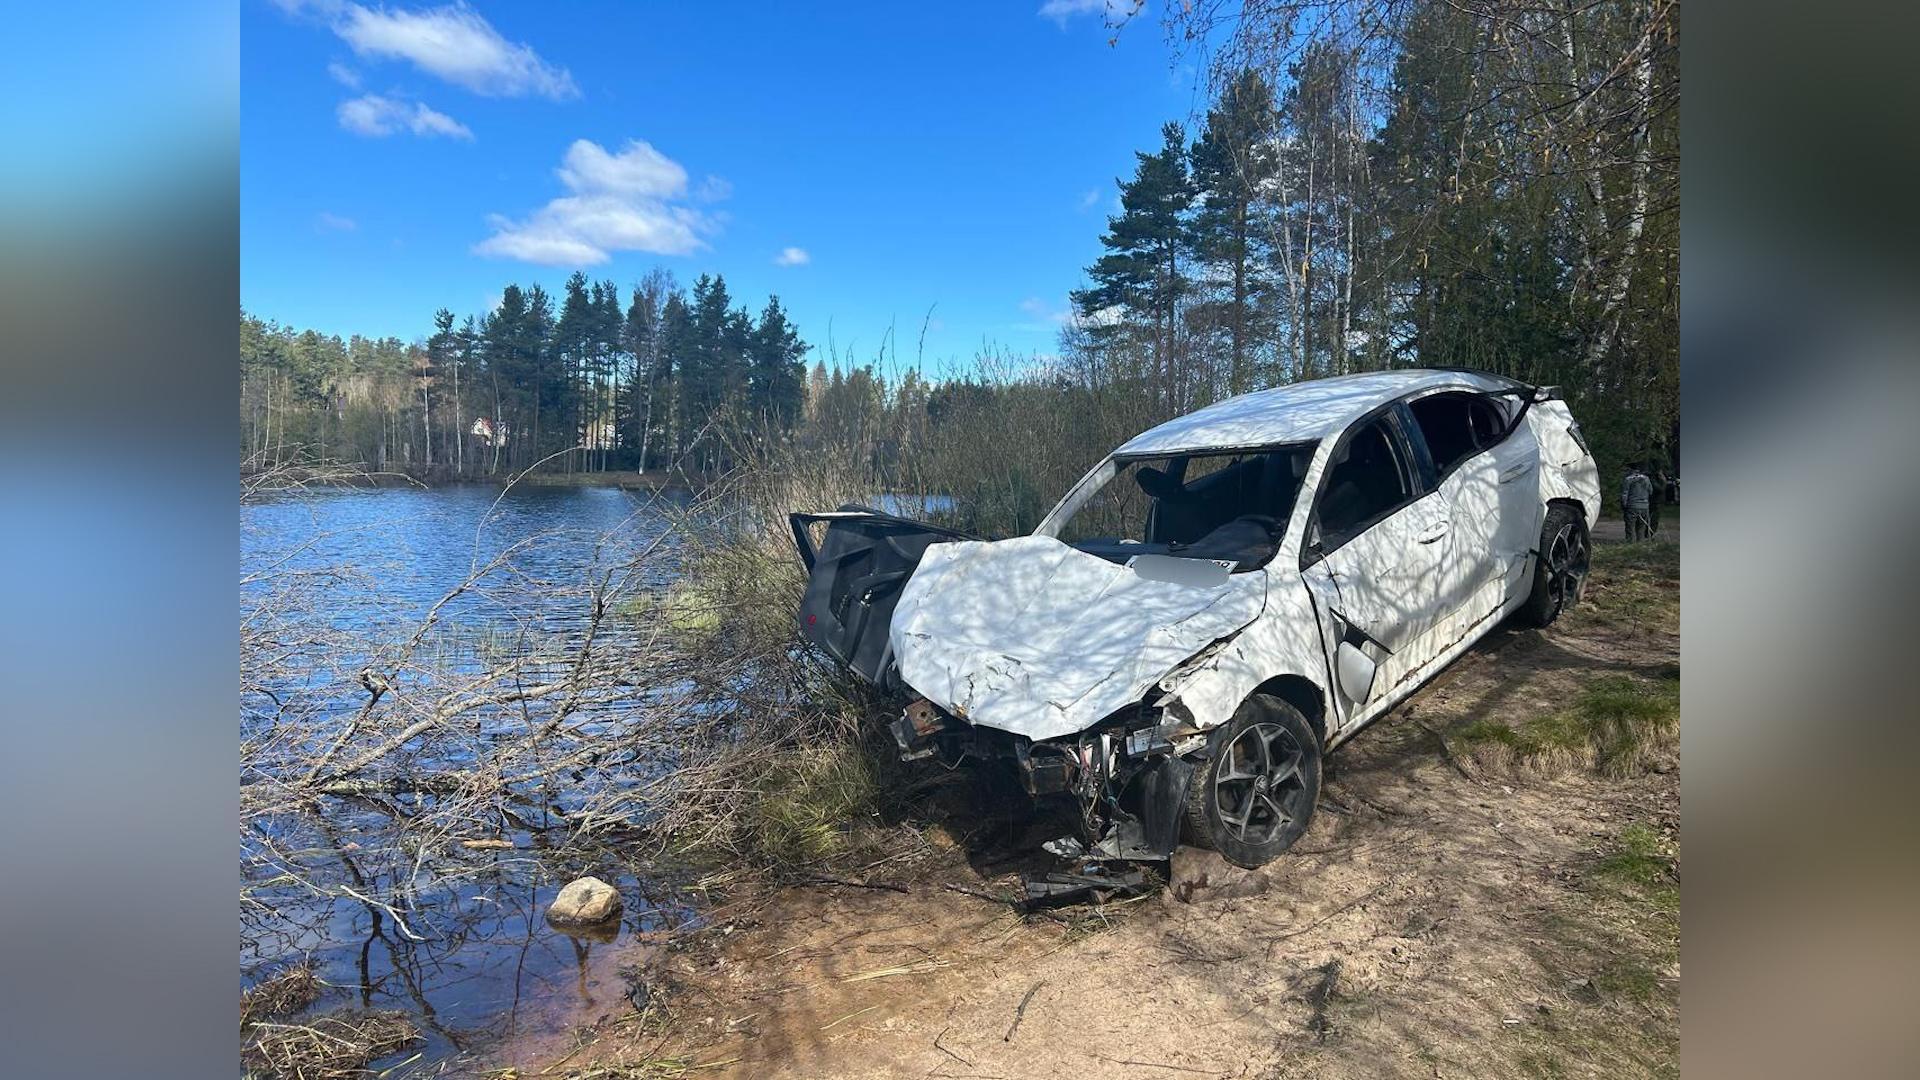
[
  {"x1": 790, "y1": 506, "x2": 977, "y2": 687},
  {"x1": 1299, "y1": 410, "x2": 1452, "y2": 721}
]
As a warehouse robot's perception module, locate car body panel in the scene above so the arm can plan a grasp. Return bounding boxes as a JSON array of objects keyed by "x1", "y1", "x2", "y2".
[
  {"x1": 1112, "y1": 370, "x2": 1494, "y2": 455},
  {"x1": 889, "y1": 535, "x2": 1268, "y2": 741}
]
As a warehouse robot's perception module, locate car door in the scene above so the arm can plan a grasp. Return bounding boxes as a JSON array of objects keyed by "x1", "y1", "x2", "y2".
[
  {"x1": 1404, "y1": 389, "x2": 1536, "y2": 631},
  {"x1": 1477, "y1": 394, "x2": 1544, "y2": 602},
  {"x1": 1298, "y1": 410, "x2": 1452, "y2": 722}
]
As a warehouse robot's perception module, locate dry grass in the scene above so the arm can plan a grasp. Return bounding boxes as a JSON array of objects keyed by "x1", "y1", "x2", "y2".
[
  {"x1": 1457, "y1": 674, "x2": 1680, "y2": 777},
  {"x1": 241, "y1": 962, "x2": 322, "y2": 1028},
  {"x1": 639, "y1": 426, "x2": 918, "y2": 869},
  {"x1": 1583, "y1": 539, "x2": 1680, "y2": 630},
  {"x1": 243, "y1": 1010, "x2": 420, "y2": 1079},
  {"x1": 744, "y1": 743, "x2": 886, "y2": 862}
]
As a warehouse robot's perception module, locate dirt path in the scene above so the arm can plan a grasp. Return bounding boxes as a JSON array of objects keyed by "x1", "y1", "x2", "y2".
[{"x1": 523, "y1": 540, "x2": 1679, "y2": 1079}]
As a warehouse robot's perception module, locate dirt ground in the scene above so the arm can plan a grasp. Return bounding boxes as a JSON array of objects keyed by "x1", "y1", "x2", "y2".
[{"x1": 512, "y1": 533, "x2": 1679, "y2": 1080}]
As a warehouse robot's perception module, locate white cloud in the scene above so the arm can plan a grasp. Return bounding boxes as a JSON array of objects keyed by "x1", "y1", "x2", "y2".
[
  {"x1": 337, "y1": 94, "x2": 474, "y2": 139},
  {"x1": 556, "y1": 138, "x2": 686, "y2": 197},
  {"x1": 1038, "y1": 0, "x2": 1139, "y2": 27},
  {"x1": 315, "y1": 211, "x2": 359, "y2": 231},
  {"x1": 1077, "y1": 188, "x2": 1101, "y2": 211},
  {"x1": 475, "y1": 138, "x2": 720, "y2": 267},
  {"x1": 774, "y1": 247, "x2": 810, "y2": 267},
  {"x1": 283, "y1": 1, "x2": 578, "y2": 99},
  {"x1": 694, "y1": 174, "x2": 733, "y2": 202},
  {"x1": 327, "y1": 60, "x2": 361, "y2": 88}
]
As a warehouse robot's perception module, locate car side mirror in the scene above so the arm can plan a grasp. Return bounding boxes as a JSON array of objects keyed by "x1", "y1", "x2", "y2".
[
  {"x1": 1305, "y1": 520, "x2": 1323, "y2": 556},
  {"x1": 1336, "y1": 640, "x2": 1377, "y2": 703}
]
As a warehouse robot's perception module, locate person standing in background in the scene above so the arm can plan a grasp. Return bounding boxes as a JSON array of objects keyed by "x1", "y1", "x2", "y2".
[{"x1": 1621, "y1": 463, "x2": 1654, "y2": 540}]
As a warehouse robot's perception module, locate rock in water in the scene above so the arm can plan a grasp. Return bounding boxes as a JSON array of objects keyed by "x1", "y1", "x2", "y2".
[{"x1": 549, "y1": 876, "x2": 622, "y2": 924}]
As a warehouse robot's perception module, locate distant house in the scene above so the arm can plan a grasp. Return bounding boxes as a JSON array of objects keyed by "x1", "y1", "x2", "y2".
[{"x1": 470, "y1": 417, "x2": 506, "y2": 446}]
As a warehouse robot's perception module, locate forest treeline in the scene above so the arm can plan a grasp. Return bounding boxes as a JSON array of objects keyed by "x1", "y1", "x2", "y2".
[
  {"x1": 1048, "y1": 0, "x2": 1677, "y2": 478},
  {"x1": 241, "y1": 269, "x2": 808, "y2": 475},
  {"x1": 241, "y1": 0, "x2": 1675, "y2": 515}
]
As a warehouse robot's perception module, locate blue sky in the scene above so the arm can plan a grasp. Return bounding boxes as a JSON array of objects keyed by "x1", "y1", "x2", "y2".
[{"x1": 242, "y1": 1, "x2": 1211, "y2": 374}]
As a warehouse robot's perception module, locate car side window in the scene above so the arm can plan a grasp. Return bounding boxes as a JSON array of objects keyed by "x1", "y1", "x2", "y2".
[
  {"x1": 1466, "y1": 395, "x2": 1511, "y2": 449},
  {"x1": 1407, "y1": 391, "x2": 1487, "y2": 478},
  {"x1": 1315, "y1": 416, "x2": 1414, "y2": 549}
]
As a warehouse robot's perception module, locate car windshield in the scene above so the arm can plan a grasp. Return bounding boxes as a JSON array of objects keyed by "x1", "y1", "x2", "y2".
[{"x1": 1051, "y1": 444, "x2": 1315, "y2": 571}]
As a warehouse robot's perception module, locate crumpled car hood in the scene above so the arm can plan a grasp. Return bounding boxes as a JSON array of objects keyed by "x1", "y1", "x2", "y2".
[{"x1": 889, "y1": 535, "x2": 1267, "y2": 742}]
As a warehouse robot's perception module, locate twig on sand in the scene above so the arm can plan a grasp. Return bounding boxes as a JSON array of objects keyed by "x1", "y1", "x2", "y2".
[
  {"x1": 1004, "y1": 980, "x2": 1045, "y2": 1042},
  {"x1": 943, "y1": 882, "x2": 1019, "y2": 906},
  {"x1": 799, "y1": 873, "x2": 911, "y2": 894},
  {"x1": 1090, "y1": 1053, "x2": 1216, "y2": 1073},
  {"x1": 1266, "y1": 883, "x2": 1392, "y2": 950},
  {"x1": 1415, "y1": 718, "x2": 1479, "y2": 782},
  {"x1": 933, "y1": 1026, "x2": 974, "y2": 1066},
  {"x1": 841, "y1": 959, "x2": 949, "y2": 982},
  {"x1": 822, "y1": 1005, "x2": 880, "y2": 1030}
]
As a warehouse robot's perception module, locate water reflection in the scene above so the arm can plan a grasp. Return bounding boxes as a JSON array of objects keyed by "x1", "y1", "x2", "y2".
[{"x1": 240, "y1": 485, "x2": 697, "y2": 1071}]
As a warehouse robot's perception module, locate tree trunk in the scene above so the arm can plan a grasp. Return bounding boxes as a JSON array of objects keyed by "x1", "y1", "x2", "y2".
[
  {"x1": 1578, "y1": 3, "x2": 1656, "y2": 375},
  {"x1": 453, "y1": 356, "x2": 463, "y2": 477},
  {"x1": 1231, "y1": 205, "x2": 1248, "y2": 394}
]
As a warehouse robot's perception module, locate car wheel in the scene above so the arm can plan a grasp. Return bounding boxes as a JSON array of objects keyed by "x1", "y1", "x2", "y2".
[
  {"x1": 1183, "y1": 695, "x2": 1321, "y2": 869},
  {"x1": 1522, "y1": 503, "x2": 1590, "y2": 628}
]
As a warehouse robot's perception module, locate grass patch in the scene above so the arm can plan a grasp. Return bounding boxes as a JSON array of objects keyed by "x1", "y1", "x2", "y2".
[
  {"x1": 1594, "y1": 822, "x2": 1680, "y2": 915},
  {"x1": 744, "y1": 743, "x2": 886, "y2": 864},
  {"x1": 1583, "y1": 539, "x2": 1679, "y2": 630},
  {"x1": 1458, "y1": 675, "x2": 1679, "y2": 777},
  {"x1": 617, "y1": 580, "x2": 724, "y2": 637}
]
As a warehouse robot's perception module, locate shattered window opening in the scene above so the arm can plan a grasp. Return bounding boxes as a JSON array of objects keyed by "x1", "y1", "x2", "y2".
[
  {"x1": 1052, "y1": 444, "x2": 1316, "y2": 571},
  {"x1": 1314, "y1": 417, "x2": 1415, "y2": 549},
  {"x1": 1407, "y1": 390, "x2": 1515, "y2": 479}
]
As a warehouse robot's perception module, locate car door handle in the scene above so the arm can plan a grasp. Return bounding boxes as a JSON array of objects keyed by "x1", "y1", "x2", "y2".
[
  {"x1": 1499, "y1": 462, "x2": 1535, "y2": 483},
  {"x1": 1417, "y1": 522, "x2": 1450, "y2": 544}
]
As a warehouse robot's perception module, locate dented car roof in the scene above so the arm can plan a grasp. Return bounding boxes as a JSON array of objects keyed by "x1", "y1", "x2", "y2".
[{"x1": 1116, "y1": 369, "x2": 1520, "y2": 456}]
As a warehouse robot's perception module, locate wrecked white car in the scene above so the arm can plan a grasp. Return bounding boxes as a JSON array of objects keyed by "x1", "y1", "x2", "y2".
[{"x1": 792, "y1": 370, "x2": 1599, "y2": 869}]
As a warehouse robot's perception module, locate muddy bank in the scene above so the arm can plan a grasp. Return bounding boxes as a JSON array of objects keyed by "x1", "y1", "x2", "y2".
[{"x1": 506, "y1": 538, "x2": 1680, "y2": 1079}]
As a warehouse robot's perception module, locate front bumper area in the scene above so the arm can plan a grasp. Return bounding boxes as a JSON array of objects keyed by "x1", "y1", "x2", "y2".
[{"x1": 890, "y1": 696, "x2": 1202, "y2": 860}]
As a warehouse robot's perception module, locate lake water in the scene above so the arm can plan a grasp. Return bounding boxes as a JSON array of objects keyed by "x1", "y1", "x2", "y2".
[
  {"x1": 238, "y1": 483, "x2": 961, "y2": 1074},
  {"x1": 240, "y1": 484, "x2": 701, "y2": 1074}
]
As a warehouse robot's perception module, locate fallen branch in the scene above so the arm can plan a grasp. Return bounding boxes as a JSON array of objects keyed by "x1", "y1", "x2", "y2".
[
  {"x1": 1004, "y1": 980, "x2": 1045, "y2": 1042},
  {"x1": 943, "y1": 882, "x2": 1019, "y2": 905}
]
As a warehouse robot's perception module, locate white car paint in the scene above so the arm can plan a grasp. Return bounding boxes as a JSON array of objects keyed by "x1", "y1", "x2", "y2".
[
  {"x1": 890, "y1": 537, "x2": 1266, "y2": 742},
  {"x1": 889, "y1": 370, "x2": 1600, "y2": 748}
]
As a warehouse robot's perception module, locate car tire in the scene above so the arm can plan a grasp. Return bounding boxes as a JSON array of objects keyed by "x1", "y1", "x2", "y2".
[
  {"x1": 1521, "y1": 502, "x2": 1591, "y2": 628},
  {"x1": 1183, "y1": 694, "x2": 1322, "y2": 869}
]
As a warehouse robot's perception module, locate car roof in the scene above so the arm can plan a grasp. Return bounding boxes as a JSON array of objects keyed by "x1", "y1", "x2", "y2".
[{"x1": 1114, "y1": 369, "x2": 1523, "y2": 456}]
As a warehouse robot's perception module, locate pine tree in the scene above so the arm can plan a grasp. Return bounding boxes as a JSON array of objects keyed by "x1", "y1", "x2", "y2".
[
  {"x1": 748, "y1": 296, "x2": 809, "y2": 430},
  {"x1": 1072, "y1": 122, "x2": 1195, "y2": 410},
  {"x1": 623, "y1": 279, "x2": 661, "y2": 471},
  {"x1": 660, "y1": 289, "x2": 696, "y2": 462},
  {"x1": 1189, "y1": 71, "x2": 1279, "y2": 395},
  {"x1": 425, "y1": 308, "x2": 458, "y2": 468}
]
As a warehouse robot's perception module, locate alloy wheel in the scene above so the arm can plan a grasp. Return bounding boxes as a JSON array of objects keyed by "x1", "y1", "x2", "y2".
[
  {"x1": 1213, "y1": 721, "x2": 1309, "y2": 846},
  {"x1": 1544, "y1": 521, "x2": 1591, "y2": 617}
]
